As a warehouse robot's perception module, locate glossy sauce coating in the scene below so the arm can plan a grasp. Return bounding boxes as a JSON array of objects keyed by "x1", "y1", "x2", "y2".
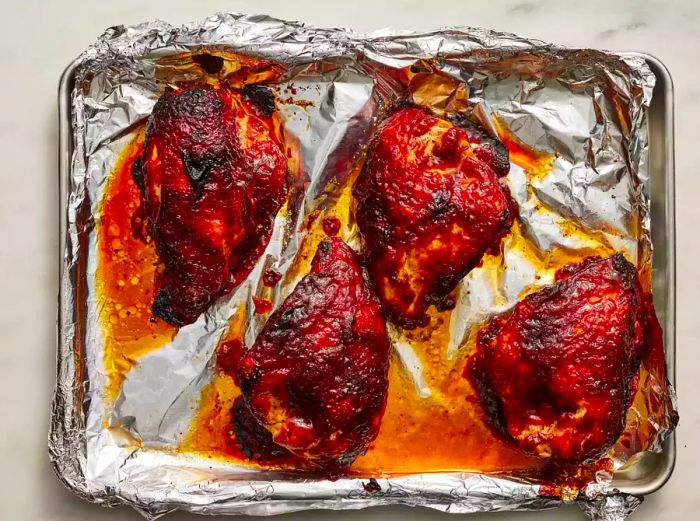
[
  {"x1": 354, "y1": 108, "x2": 512, "y2": 329},
  {"x1": 237, "y1": 237, "x2": 391, "y2": 469},
  {"x1": 468, "y1": 254, "x2": 645, "y2": 463},
  {"x1": 135, "y1": 84, "x2": 286, "y2": 325}
]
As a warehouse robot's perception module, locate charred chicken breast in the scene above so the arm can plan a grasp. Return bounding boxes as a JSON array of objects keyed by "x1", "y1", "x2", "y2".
[
  {"x1": 354, "y1": 107, "x2": 512, "y2": 329},
  {"x1": 133, "y1": 85, "x2": 286, "y2": 326},
  {"x1": 237, "y1": 237, "x2": 390, "y2": 469},
  {"x1": 467, "y1": 254, "x2": 646, "y2": 463}
]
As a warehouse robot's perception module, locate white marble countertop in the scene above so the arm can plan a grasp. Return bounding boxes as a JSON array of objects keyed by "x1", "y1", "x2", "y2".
[{"x1": 1, "y1": 0, "x2": 698, "y2": 519}]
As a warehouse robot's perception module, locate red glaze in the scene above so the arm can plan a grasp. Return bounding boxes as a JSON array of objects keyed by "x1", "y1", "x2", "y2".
[
  {"x1": 262, "y1": 269, "x2": 282, "y2": 287},
  {"x1": 468, "y1": 254, "x2": 645, "y2": 464},
  {"x1": 322, "y1": 216, "x2": 341, "y2": 236},
  {"x1": 135, "y1": 85, "x2": 286, "y2": 326},
  {"x1": 237, "y1": 237, "x2": 390, "y2": 469},
  {"x1": 252, "y1": 297, "x2": 272, "y2": 315},
  {"x1": 354, "y1": 108, "x2": 512, "y2": 329},
  {"x1": 218, "y1": 339, "x2": 245, "y2": 384}
]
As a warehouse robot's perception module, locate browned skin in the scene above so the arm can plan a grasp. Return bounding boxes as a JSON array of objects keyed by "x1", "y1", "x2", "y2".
[
  {"x1": 354, "y1": 107, "x2": 512, "y2": 329},
  {"x1": 468, "y1": 254, "x2": 646, "y2": 463}
]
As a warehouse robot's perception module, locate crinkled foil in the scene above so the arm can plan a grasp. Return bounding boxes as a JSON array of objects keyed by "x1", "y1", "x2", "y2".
[{"x1": 52, "y1": 13, "x2": 676, "y2": 521}]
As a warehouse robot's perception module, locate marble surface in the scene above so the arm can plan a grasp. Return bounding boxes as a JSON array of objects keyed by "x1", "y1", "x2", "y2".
[{"x1": 1, "y1": 0, "x2": 698, "y2": 519}]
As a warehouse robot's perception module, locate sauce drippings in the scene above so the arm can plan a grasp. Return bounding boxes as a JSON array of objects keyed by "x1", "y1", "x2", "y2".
[
  {"x1": 262, "y1": 269, "x2": 282, "y2": 287},
  {"x1": 352, "y1": 317, "x2": 542, "y2": 474},
  {"x1": 252, "y1": 297, "x2": 272, "y2": 315},
  {"x1": 181, "y1": 144, "x2": 545, "y2": 475},
  {"x1": 97, "y1": 129, "x2": 177, "y2": 402},
  {"x1": 493, "y1": 116, "x2": 557, "y2": 180},
  {"x1": 96, "y1": 62, "x2": 668, "y2": 491},
  {"x1": 322, "y1": 216, "x2": 341, "y2": 236}
]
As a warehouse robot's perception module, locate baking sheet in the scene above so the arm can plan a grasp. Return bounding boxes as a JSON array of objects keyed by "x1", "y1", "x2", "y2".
[{"x1": 51, "y1": 13, "x2": 677, "y2": 520}]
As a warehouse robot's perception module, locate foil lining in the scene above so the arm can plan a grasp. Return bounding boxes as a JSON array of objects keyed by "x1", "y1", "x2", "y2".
[{"x1": 52, "y1": 13, "x2": 676, "y2": 521}]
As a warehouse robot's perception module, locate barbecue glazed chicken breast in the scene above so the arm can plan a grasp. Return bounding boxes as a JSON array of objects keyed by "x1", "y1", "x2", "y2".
[
  {"x1": 468, "y1": 254, "x2": 646, "y2": 463},
  {"x1": 133, "y1": 84, "x2": 286, "y2": 326},
  {"x1": 354, "y1": 108, "x2": 512, "y2": 329},
  {"x1": 236, "y1": 237, "x2": 390, "y2": 469}
]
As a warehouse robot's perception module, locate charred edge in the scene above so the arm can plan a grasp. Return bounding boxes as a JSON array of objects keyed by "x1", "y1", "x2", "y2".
[
  {"x1": 388, "y1": 309, "x2": 429, "y2": 330},
  {"x1": 231, "y1": 396, "x2": 290, "y2": 460},
  {"x1": 150, "y1": 93, "x2": 169, "y2": 119},
  {"x1": 448, "y1": 113, "x2": 510, "y2": 176},
  {"x1": 610, "y1": 252, "x2": 637, "y2": 280},
  {"x1": 243, "y1": 85, "x2": 276, "y2": 117},
  {"x1": 192, "y1": 53, "x2": 224, "y2": 74},
  {"x1": 485, "y1": 141, "x2": 511, "y2": 177},
  {"x1": 501, "y1": 182, "x2": 519, "y2": 229},
  {"x1": 483, "y1": 182, "x2": 517, "y2": 258},
  {"x1": 131, "y1": 156, "x2": 145, "y2": 193},
  {"x1": 394, "y1": 98, "x2": 418, "y2": 112},
  {"x1": 151, "y1": 290, "x2": 186, "y2": 326},
  {"x1": 362, "y1": 477, "x2": 382, "y2": 493},
  {"x1": 159, "y1": 86, "x2": 224, "y2": 119},
  {"x1": 556, "y1": 254, "x2": 633, "y2": 282},
  {"x1": 466, "y1": 351, "x2": 512, "y2": 442},
  {"x1": 427, "y1": 273, "x2": 462, "y2": 304}
]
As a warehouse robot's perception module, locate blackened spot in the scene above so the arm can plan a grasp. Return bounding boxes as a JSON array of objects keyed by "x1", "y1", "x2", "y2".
[
  {"x1": 449, "y1": 113, "x2": 510, "y2": 176},
  {"x1": 131, "y1": 156, "x2": 144, "y2": 192},
  {"x1": 446, "y1": 112, "x2": 472, "y2": 131},
  {"x1": 436, "y1": 295, "x2": 456, "y2": 311},
  {"x1": 276, "y1": 304, "x2": 308, "y2": 329},
  {"x1": 394, "y1": 99, "x2": 417, "y2": 112},
  {"x1": 151, "y1": 95, "x2": 168, "y2": 117},
  {"x1": 231, "y1": 397, "x2": 289, "y2": 460},
  {"x1": 243, "y1": 84, "x2": 276, "y2": 117},
  {"x1": 318, "y1": 238, "x2": 332, "y2": 255},
  {"x1": 182, "y1": 150, "x2": 217, "y2": 184},
  {"x1": 429, "y1": 189, "x2": 451, "y2": 214},
  {"x1": 193, "y1": 53, "x2": 224, "y2": 74},
  {"x1": 362, "y1": 478, "x2": 381, "y2": 493},
  {"x1": 429, "y1": 274, "x2": 460, "y2": 301},
  {"x1": 169, "y1": 87, "x2": 224, "y2": 119},
  {"x1": 409, "y1": 63, "x2": 430, "y2": 74},
  {"x1": 152, "y1": 290, "x2": 185, "y2": 326}
]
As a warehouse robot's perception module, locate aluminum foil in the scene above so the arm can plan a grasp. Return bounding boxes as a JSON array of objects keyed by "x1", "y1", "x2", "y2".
[{"x1": 52, "y1": 13, "x2": 677, "y2": 521}]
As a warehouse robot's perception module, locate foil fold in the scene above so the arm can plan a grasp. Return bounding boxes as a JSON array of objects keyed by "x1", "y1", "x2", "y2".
[{"x1": 52, "y1": 12, "x2": 675, "y2": 520}]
